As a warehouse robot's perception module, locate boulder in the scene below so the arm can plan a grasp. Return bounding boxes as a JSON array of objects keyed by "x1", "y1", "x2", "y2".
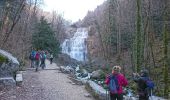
[
  {"x1": 0, "y1": 49, "x2": 20, "y2": 87},
  {"x1": 91, "y1": 70, "x2": 103, "y2": 79},
  {"x1": 84, "y1": 93, "x2": 91, "y2": 97},
  {"x1": 0, "y1": 49, "x2": 19, "y2": 77},
  {"x1": 81, "y1": 69, "x2": 88, "y2": 78},
  {"x1": 0, "y1": 63, "x2": 19, "y2": 77},
  {"x1": 81, "y1": 73, "x2": 88, "y2": 78},
  {"x1": 59, "y1": 66, "x2": 66, "y2": 72},
  {"x1": 0, "y1": 77, "x2": 16, "y2": 88},
  {"x1": 59, "y1": 66, "x2": 74, "y2": 74},
  {"x1": 75, "y1": 66, "x2": 80, "y2": 72},
  {"x1": 0, "y1": 49, "x2": 19, "y2": 65}
]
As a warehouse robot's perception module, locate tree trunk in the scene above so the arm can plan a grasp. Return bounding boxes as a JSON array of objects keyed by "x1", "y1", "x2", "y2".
[
  {"x1": 136, "y1": 0, "x2": 142, "y2": 72},
  {"x1": 163, "y1": 0, "x2": 169, "y2": 98}
]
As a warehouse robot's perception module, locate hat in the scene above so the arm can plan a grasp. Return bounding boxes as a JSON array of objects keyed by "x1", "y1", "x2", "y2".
[{"x1": 112, "y1": 66, "x2": 121, "y2": 72}]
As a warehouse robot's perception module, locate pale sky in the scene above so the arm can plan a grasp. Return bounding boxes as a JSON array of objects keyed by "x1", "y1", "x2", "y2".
[{"x1": 43, "y1": 0, "x2": 105, "y2": 22}]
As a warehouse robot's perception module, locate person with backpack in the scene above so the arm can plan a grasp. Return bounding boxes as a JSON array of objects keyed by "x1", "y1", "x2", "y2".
[
  {"x1": 40, "y1": 51, "x2": 46, "y2": 69},
  {"x1": 35, "y1": 50, "x2": 41, "y2": 72},
  {"x1": 105, "y1": 66, "x2": 128, "y2": 100},
  {"x1": 133, "y1": 69, "x2": 154, "y2": 100},
  {"x1": 49, "y1": 53, "x2": 53, "y2": 64},
  {"x1": 29, "y1": 49, "x2": 36, "y2": 68}
]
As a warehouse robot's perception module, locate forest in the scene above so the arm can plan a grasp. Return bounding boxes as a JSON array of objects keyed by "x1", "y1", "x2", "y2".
[
  {"x1": 78, "y1": 0, "x2": 170, "y2": 98},
  {"x1": 0, "y1": 0, "x2": 169, "y2": 98}
]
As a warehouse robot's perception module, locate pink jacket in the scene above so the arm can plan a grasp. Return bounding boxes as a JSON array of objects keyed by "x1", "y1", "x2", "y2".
[{"x1": 105, "y1": 73, "x2": 128, "y2": 94}]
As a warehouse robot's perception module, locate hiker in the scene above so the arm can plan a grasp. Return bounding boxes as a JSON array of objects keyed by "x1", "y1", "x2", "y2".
[
  {"x1": 35, "y1": 50, "x2": 41, "y2": 72},
  {"x1": 40, "y1": 51, "x2": 46, "y2": 69},
  {"x1": 133, "y1": 69, "x2": 154, "y2": 100},
  {"x1": 49, "y1": 53, "x2": 53, "y2": 64},
  {"x1": 29, "y1": 49, "x2": 36, "y2": 68},
  {"x1": 105, "y1": 66, "x2": 128, "y2": 100}
]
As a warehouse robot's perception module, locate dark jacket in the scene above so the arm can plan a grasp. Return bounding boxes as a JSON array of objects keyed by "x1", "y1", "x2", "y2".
[
  {"x1": 133, "y1": 74, "x2": 149, "y2": 97},
  {"x1": 135, "y1": 77, "x2": 148, "y2": 94}
]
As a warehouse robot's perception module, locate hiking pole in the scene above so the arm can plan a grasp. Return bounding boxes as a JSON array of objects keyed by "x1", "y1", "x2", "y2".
[
  {"x1": 106, "y1": 88, "x2": 108, "y2": 100},
  {"x1": 106, "y1": 89, "x2": 108, "y2": 100},
  {"x1": 106, "y1": 87, "x2": 110, "y2": 100}
]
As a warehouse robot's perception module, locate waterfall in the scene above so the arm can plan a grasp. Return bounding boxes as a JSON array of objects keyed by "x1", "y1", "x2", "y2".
[{"x1": 62, "y1": 28, "x2": 88, "y2": 62}]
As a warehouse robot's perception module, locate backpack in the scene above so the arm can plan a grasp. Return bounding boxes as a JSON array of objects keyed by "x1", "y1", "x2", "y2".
[
  {"x1": 29, "y1": 51, "x2": 36, "y2": 60},
  {"x1": 35, "y1": 53, "x2": 40, "y2": 60},
  {"x1": 141, "y1": 77, "x2": 155, "y2": 96},
  {"x1": 109, "y1": 75, "x2": 119, "y2": 93},
  {"x1": 42, "y1": 54, "x2": 46, "y2": 60},
  {"x1": 142, "y1": 77, "x2": 154, "y2": 89}
]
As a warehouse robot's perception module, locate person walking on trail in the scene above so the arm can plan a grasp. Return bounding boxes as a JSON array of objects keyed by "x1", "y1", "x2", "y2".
[
  {"x1": 29, "y1": 49, "x2": 36, "y2": 68},
  {"x1": 105, "y1": 66, "x2": 128, "y2": 100},
  {"x1": 133, "y1": 69, "x2": 154, "y2": 100},
  {"x1": 35, "y1": 50, "x2": 41, "y2": 72},
  {"x1": 40, "y1": 51, "x2": 46, "y2": 69},
  {"x1": 50, "y1": 53, "x2": 53, "y2": 64}
]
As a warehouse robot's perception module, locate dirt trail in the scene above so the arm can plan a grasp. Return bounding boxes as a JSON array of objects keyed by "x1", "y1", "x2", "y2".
[{"x1": 0, "y1": 60, "x2": 94, "y2": 100}]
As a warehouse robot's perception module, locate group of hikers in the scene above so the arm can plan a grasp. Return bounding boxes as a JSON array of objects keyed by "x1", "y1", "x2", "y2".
[
  {"x1": 105, "y1": 66, "x2": 154, "y2": 100},
  {"x1": 29, "y1": 48, "x2": 154, "y2": 100},
  {"x1": 29, "y1": 49, "x2": 54, "y2": 71}
]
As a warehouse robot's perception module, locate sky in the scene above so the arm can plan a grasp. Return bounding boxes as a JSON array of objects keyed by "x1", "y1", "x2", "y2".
[{"x1": 43, "y1": 0, "x2": 105, "y2": 22}]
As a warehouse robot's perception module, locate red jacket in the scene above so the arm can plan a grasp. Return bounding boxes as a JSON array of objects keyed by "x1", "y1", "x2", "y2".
[{"x1": 105, "y1": 73, "x2": 128, "y2": 94}]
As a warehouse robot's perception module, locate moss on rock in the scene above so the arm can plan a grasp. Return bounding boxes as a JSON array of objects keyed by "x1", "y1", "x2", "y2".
[{"x1": 0, "y1": 55, "x2": 8, "y2": 63}]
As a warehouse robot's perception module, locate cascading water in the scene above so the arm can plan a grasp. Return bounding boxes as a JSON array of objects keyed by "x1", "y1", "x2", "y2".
[{"x1": 62, "y1": 28, "x2": 88, "y2": 62}]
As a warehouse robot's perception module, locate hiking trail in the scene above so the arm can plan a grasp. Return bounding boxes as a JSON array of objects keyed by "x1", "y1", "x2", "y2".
[{"x1": 0, "y1": 60, "x2": 94, "y2": 100}]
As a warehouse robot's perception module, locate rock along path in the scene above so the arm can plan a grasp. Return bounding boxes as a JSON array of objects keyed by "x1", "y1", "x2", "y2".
[{"x1": 0, "y1": 60, "x2": 94, "y2": 100}]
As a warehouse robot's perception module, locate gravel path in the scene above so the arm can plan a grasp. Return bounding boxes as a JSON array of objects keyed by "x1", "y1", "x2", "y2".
[{"x1": 0, "y1": 60, "x2": 94, "y2": 100}]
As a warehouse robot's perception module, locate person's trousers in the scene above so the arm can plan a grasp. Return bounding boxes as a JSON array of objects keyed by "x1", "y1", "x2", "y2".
[
  {"x1": 40, "y1": 59, "x2": 45, "y2": 69},
  {"x1": 110, "y1": 93, "x2": 123, "y2": 100},
  {"x1": 50, "y1": 58, "x2": 53, "y2": 64},
  {"x1": 31, "y1": 60, "x2": 35, "y2": 68},
  {"x1": 35, "y1": 60, "x2": 40, "y2": 71},
  {"x1": 139, "y1": 95, "x2": 149, "y2": 100}
]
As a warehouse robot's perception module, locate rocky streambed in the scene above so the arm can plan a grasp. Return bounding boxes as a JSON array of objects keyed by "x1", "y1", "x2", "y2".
[{"x1": 59, "y1": 65, "x2": 167, "y2": 100}]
